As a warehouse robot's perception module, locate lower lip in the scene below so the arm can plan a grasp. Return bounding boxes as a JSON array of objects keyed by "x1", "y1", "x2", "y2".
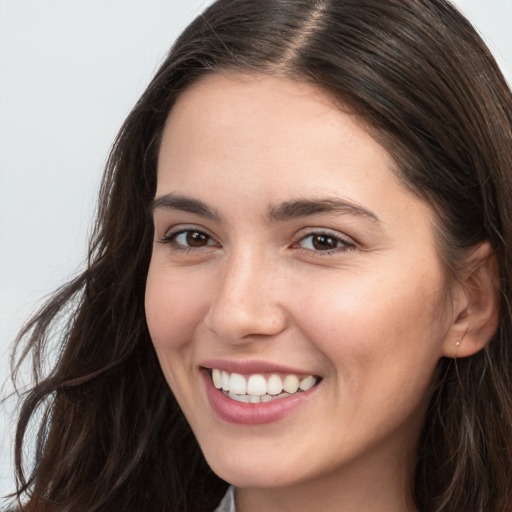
[{"x1": 202, "y1": 371, "x2": 318, "y2": 425}]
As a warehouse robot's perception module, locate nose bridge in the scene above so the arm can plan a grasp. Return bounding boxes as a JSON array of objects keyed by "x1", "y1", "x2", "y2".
[{"x1": 204, "y1": 244, "x2": 287, "y2": 341}]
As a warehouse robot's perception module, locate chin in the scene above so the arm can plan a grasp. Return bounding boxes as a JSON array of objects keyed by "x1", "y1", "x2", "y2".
[
  {"x1": 213, "y1": 465, "x2": 298, "y2": 489},
  {"x1": 201, "y1": 445, "x2": 315, "y2": 489}
]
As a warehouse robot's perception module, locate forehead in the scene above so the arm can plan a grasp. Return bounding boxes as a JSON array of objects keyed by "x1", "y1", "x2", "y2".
[{"x1": 157, "y1": 73, "x2": 399, "y2": 195}]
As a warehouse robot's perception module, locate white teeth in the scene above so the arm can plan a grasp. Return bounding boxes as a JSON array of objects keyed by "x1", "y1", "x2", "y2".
[
  {"x1": 227, "y1": 391, "x2": 294, "y2": 403},
  {"x1": 247, "y1": 374, "x2": 267, "y2": 396},
  {"x1": 211, "y1": 369, "x2": 318, "y2": 401},
  {"x1": 283, "y1": 374, "x2": 299, "y2": 393},
  {"x1": 228, "y1": 391, "x2": 250, "y2": 403},
  {"x1": 212, "y1": 369, "x2": 222, "y2": 389},
  {"x1": 299, "y1": 375, "x2": 316, "y2": 391},
  {"x1": 229, "y1": 373, "x2": 247, "y2": 395},
  {"x1": 221, "y1": 371, "x2": 230, "y2": 391},
  {"x1": 267, "y1": 374, "x2": 283, "y2": 395}
]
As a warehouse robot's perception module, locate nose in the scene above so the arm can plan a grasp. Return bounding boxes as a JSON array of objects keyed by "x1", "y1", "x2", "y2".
[{"x1": 204, "y1": 250, "x2": 288, "y2": 343}]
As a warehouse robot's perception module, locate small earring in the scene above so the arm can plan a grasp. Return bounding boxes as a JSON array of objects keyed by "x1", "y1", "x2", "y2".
[{"x1": 455, "y1": 339, "x2": 461, "y2": 347}]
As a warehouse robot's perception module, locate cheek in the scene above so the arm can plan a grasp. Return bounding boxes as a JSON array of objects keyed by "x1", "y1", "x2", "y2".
[
  {"x1": 298, "y1": 273, "x2": 447, "y2": 436},
  {"x1": 145, "y1": 263, "x2": 208, "y2": 351},
  {"x1": 291, "y1": 266, "x2": 449, "y2": 382}
]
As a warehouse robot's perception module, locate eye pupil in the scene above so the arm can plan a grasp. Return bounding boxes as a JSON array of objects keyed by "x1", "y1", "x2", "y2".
[
  {"x1": 186, "y1": 231, "x2": 209, "y2": 247},
  {"x1": 312, "y1": 234, "x2": 338, "y2": 250}
]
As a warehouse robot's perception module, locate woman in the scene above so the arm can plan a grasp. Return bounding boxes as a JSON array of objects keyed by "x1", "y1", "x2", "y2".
[{"x1": 8, "y1": 0, "x2": 512, "y2": 511}]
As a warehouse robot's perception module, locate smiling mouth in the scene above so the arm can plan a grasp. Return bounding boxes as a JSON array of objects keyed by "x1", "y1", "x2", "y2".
[{"x1": 208, "y1": 369, "x2": 320, "y2": 404}]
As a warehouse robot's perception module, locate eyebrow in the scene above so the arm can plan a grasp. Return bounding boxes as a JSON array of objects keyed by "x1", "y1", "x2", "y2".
[
  {"x1": 150, "y1": 193, "x2": 379, "y2": 223},
  {"x1": 266, "y1": 198, "x2": 380, "y2": 223},
  {"x1": 150, "y1": 193, "x2": 222, "y2": 221}
]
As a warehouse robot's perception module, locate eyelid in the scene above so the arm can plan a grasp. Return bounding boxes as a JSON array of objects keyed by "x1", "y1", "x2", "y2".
[
  {"x1": 158, "y1": 224, "x2": 357, "y2": 254},
  {"x1": 292, "y1": 228, "x2": 357, "y2": 253},
  {"x1": 159, "y1": 225, "x2": 221, "y2": 249}
]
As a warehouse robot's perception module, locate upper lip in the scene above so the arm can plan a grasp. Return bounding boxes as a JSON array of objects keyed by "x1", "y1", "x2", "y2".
[{"x1": 200, "y1": 358, "x2": 317, "y2": 376}]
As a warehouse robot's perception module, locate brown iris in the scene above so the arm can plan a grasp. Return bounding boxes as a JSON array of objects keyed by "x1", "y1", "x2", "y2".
[
  {"x1": 311, "y1": 234, "x2": 339, "y2": 250},
  {"x1": 185, "y1": 231, "x2": 210, "y2": 247}
]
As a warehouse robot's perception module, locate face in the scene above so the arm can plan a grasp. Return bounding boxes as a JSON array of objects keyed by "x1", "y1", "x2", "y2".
[{"x1": 145, "y1": 74, "x2": 458, "y2": 495}]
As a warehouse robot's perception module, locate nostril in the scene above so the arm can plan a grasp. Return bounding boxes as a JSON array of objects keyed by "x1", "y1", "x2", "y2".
[{"x1": 203, "y1": 295, "x2": 288, "y2": 341}]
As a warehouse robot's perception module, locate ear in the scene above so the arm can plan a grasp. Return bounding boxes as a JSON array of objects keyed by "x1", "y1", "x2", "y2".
[{"x1": 442, "y1": 241, "x2": 499, "y2": 358}]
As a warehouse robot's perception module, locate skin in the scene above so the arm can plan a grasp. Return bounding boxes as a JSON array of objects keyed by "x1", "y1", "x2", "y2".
[{"x1": 145, "y1": 73, "x2": 492, "y2": 512}]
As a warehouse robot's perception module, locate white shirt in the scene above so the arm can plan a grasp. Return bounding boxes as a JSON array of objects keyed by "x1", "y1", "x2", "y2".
[{"x1": 213, "y1": 486, "x2": 236, "y2": 512}]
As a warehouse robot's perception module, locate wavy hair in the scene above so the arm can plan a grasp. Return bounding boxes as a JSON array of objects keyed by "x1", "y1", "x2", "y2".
[{"x1": 8, "y1": 0, "x2": 512, "y2": 511}]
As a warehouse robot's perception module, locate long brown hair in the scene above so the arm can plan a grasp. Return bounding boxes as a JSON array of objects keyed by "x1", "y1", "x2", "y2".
[{"x1": 8, "y1": 1, "x2": 512, "y2": 511}]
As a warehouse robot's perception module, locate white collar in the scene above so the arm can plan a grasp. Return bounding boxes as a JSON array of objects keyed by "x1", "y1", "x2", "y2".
[{"x1": 213, "y1": 486, "x2": 236, "y2": 512}]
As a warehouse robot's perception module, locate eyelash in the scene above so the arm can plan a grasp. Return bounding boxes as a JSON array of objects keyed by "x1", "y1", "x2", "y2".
[
  {"x1": 293, "y1": 231, "x2": 356, "y2": 255},
  {"x1": 159, "y1": 228, "x2": 219, "y2": 253},
  {"x1": 159, "y1": 228, "x2": 356, "y2": 255}
]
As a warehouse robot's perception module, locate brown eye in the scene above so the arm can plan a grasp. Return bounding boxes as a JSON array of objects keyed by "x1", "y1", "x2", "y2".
[
  {"x1": 297, "y1": 232, "x2": 355, "y2": 253},
  {"x1": 185, "y1": 230, "x2": 210, "y2": 247},
  {"x1": 311, "y1": 234, "x2": 339, "y2": 250},
  {"x1": 163, "y1": 229, "x2": 215, "y2": 249}
]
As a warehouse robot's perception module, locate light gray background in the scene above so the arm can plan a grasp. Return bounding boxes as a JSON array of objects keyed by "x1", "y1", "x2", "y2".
[{"x1": 1, "y1": 0, "x2": 511, "y2": 501}]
